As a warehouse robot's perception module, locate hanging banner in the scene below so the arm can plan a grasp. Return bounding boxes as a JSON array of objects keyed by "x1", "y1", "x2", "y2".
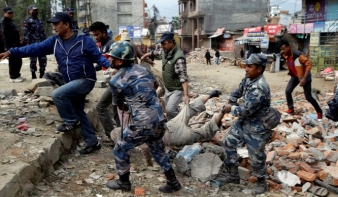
[
  {"x1": 118, "y1": 26, "x2": 142, "y2": 38},
  {"x1": 260, "y1": 36, "x2": 269, "y2": 49}
]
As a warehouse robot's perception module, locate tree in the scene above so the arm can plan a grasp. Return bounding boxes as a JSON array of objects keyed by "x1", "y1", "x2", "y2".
[
  {"x1": 170, "y1": 16, "x2": 179, "y2": 31},
  {"x1": 148, "y1": 5, "x2": 160, "y2": 38}
]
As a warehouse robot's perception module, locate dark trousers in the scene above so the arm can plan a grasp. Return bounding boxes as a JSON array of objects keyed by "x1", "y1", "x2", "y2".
[
  {"x1": 206, "y1": 58, "x2": 211, "y2": 65},
  {"x1": 9, "y1": 55, "x2": 22, "y2": 79},
  {"x1": 30, "y1": 56, "x2": 47, "y2": 73},
  {"x1": 285, "y1": 76, "x2": 322, "y2": 113}
]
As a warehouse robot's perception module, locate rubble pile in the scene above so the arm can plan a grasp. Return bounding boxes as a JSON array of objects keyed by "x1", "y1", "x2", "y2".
[
  {"x1": 171, "y1": 89, "x2": 338, "y2": 196},
  {"x1": 186, "y1": 48, "x2": 228, "y2": 64}
]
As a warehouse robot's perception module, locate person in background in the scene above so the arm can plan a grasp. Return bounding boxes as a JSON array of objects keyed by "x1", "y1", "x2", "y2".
[
  {"x1": 24, "y1": 5, "x2": 47, "y2": 79},
  {"x1": 2, "y1": 7, "x2": 25, "y2": 83},
  {"x1": 215, "y1": 49, "x2": 220, "y2": 65},
  {"x1": 66, "y1": 7, "x2": 78, "y2": 29},
  {"x1": 106, "y1": 25, "x2": 113, "y2": 38},
  {"x1": 240, "y1": 47, "x2": 244, "y2": 59},
  {"x1": 279, "y1": 38, "x2": 322, "y2": 120},
  {"x1": 205, "y1": 49, "x2": 211, "y2": 65},
  {"x1": 80, "y1": 22, "x2": 89, "y2": 36},
  {"x1": 141, "y1": 31, "x2": 189, "y2": 120}
]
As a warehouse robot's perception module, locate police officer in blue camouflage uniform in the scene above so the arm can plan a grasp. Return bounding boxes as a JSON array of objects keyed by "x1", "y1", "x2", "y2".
[
  {"x1": 24, "y1": 5, "x2": 47, "y2": 79},
  {"x1": 221, "y1": 54, "x2": 270, "y2": 195},
  {"x1": 105, "y1": 41, "x2": 182, "y2": 193},
  {"x1": 66, "y1": 8, "x2": 78, "y2": 29}
]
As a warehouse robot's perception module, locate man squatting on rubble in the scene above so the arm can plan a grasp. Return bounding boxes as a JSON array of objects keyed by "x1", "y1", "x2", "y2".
[
  {"x1": 104, "y1": 41, "x2": 182, "y2": 193},
  {"x1": 279, "y1": 38, "x2": 323, "y2": 119},
  {"x1": 141, "y1": 31, "x2": 190, "y2": 120},
  {"x1": 0, "y1": 12, "x2": 110, "y2": 155},
  {"x1": 220, "y1": 54, "x2": 271, "y2": 195},
  {"x1": 24, "y1": 5, "x2": 47, "y2": 79}
]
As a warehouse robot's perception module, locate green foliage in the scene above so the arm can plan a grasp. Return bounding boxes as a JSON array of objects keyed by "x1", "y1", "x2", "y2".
[{"x1": 171, "y1": 16, "x2": 179, "y2": 30}]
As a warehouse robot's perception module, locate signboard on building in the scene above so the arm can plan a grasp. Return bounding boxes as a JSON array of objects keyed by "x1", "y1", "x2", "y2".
[
  {"x1": 243, "y1": 27, "x2": 262, "y2": 36},
  {"x1": 219, "y1": 39, "x2": 234, "y2": 52},
  {"x1": 118, "y1": 26, "x2": 142, "y2": 38},
  {"x1": 323, "y1": 21, "x2": 338, "y2": 32},
  {"x1": 279, "y1": 14, "x2": 292, "y2": 26},
  {"x1": 305, "y1": 0, "x2": 327, "y2": 23},
  {"x1": 289, "y1": 23, "x2": 314, "y2": 34},
  {"x1": 260, "y1": 36, "x2": 269, "y2": 49},
  {"x1": 264, "y1": 25, "x2": 283, "y2": 35},
  {"x1": 314, "y1": 22, "x2": 325, "y2": 32},
  {"x1": 310, "y1": 32, "x2": 320, "y2": 46}
]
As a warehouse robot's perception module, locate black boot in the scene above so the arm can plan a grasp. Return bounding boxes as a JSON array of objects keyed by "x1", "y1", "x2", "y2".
[
  {"x1": 32, "y1": 72, "x2": 37, "y2": 79},
  {"x1": 39, "y1": 70, "x2": 45, "y2": 78},
  {"x1": 159, "y1": 168, "x2": 182, "y2": 193},
  {"x1": 219, "y1": 165, "x2": 240, "y2": 184},
  {"x1": 106, "y1": 172, "x2": 131, "y2": 191},
  {"x1": 252, "y1": 177, "x2": 268, "y2": 195}
]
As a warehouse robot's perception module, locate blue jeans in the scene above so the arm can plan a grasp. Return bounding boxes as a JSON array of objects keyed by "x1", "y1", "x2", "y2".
[
  {"x1": 215, "y1": 57, "x2": 219, "y2": 65},
  {"x1": 51, "y1": 78, "x2": 98, "y2": 146}
]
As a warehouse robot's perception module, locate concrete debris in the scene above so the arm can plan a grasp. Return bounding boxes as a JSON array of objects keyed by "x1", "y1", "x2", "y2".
[
  {"x1": 186, "y1": 48, "x2": 228, "y2": 64},
  {"x1": 190, "y1": 153, "x2": 223, "y2": 183}
]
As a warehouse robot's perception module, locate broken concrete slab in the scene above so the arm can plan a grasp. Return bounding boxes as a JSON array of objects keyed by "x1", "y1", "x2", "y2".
[
  {"x1": 34, "y1": 87, "x2": 54, "y2": 97},
  {"x1": 190, "y1": 153, "x2": 223, "y2": 183},
  {"x1": 28, "y1": 79, "x2": 53, "y2": 92}
]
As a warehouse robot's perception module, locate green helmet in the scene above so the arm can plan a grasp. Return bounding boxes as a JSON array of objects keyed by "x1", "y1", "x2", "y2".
[{"x1": 106, "y1": 41, "x2": 135, "y2": 61}]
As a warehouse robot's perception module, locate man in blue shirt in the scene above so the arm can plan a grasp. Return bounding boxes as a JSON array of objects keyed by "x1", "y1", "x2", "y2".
[{"x1": 0, "y1": 12, "x2": 110, "y2": 155}]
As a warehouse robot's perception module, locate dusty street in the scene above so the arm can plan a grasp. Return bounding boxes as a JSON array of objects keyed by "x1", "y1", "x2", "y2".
[{"x1": 0, "y1": 57, "x2": 337, "y2": 197}]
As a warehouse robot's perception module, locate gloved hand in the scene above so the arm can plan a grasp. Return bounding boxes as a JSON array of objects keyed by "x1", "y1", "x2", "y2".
[{"x1": 209, "y1": 90, "x2": 222, "y2": 98}]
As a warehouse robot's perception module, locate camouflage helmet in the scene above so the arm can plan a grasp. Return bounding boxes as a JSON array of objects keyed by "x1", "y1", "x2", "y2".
[{"x1": 106, "y1": 41, "x2": 135, "y2": 61}]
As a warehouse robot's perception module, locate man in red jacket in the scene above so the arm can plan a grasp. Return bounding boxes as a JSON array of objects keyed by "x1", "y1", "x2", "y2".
[{"x1": 279, "y1": 39, "x2": 322, "y2": 120}]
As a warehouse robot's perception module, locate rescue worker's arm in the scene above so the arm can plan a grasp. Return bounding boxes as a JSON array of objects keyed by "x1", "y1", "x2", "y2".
[
  {"x1": 230, "y1": 88, "x2": 267, "y2": 118},
  {"x1": 228, "y1": 78, "x2": 246, "y2": 104},
  {"x1": 141, "y1": 48, "x2": 163, "y2": 61},
  {"x1": 298, "y1": 54, "x2": 311, "y2": 86},
  {"x1": 135, "y1": 46, "x2": 154, "y2": 66},
  {"x1": 175, "y1": 58, "x2": 189, "y2": 103},
  {"x1": 84, "y1": 37, "x2": 110, "y2": 68}
]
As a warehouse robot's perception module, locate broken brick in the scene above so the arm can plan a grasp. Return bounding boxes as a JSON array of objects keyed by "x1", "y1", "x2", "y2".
[
  {"x1": 318, "y1": 171, "x2": 328, "y2": 181},
  {"x1": 332, "y1": 178, "x2": 338, "y2": 186},
  {"x1": 266, "y1": 179, "x2": 278, "y2": 187},
  {"x1": 108, "y1": 174, "x2": 115, "y2": 180},
  {"x1": 266, "y1": 151, "x2": 277, "y2": 164},
  {"x1": 288, "y1": 152, "x2": 301, "y2": 160},
  {"x1": 291, "y1": 186, "x2": 302, "y2": 192},
  {"x1": 299, "y1": 162, "x2": 315, "y2": 173},
  {"x1": 298, "y1": 145, "x2": 308, "y2": 152},
  {"x1": 297, "y1": 170, "x2": 317, "y2": 182},
  {"x1": 276, "y1": 150, "x2": 289, "y2": 156},
  {"x1": 282, "y1": 143, "x2": 296, "y2": 152},
  {"x1": 274, "y1": 184, "x2": 282, "y2": 190},
  {"x1": 267, "y1": 168, "x2": 273, "y2": 175},
  {"x1": 134, "y1": 187, "x2": 146, "y2": 196}
]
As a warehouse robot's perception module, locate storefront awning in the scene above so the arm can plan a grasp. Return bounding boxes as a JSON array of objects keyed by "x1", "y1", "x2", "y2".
[
  {"x1": 235, "y1": 36, "x2": 248, "y2": 41},
  {"x1": 209, "y1": 28, "x2": 225, "y2": 38}
]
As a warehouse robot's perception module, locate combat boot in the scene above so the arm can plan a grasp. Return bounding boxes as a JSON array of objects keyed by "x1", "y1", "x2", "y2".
[
  {"x1": 159, "y1": 168, "x2": 182, "y2": 193},
  {"x1": 32, "y1": 72, "x2": 37, "y2": 79},
  {"x1": 106, "y1": 172, "x2": 131, "y2": 191},
  {"x1": 219, "y1": 165, "x2": 240, "y2": 184},
  {"x1": 252, "y1": 177, "x2": 268, "y2": 195},
  {"x1": 39, "y1": 70, "x2": 45, "y2": 78}
]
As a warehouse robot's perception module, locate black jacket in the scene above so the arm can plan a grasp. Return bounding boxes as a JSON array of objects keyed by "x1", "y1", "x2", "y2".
[
  {"x1": 2, "y1": 17, "x2": 20, "y2": 50},
  {"x1": 215, "y1": 51, "x2": 220, "y2": 57},
  {"x1": 205, "y1": 51, "x2": 211, "y2": 58}
]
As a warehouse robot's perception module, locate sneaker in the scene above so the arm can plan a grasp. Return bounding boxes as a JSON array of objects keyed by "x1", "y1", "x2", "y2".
[
  {"x1": 56, "y1": 121, "x2": 80, "y2": 132},
  {"x1": 79, "y1": 142, "x2": 101, "y2": 155},
  {"x1": 285, "y1": 109, "x2": 294, "y2": 115},
  {"x1": 10, "y1": 77, "x2": 26, "y2": 83}
]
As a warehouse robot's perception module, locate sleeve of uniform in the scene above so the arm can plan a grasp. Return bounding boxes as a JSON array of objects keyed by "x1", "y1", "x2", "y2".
[
  {"x1": 230, "y1": 88, "x2": 267, "y2": 117},
  {"x1": 40, "y1": 20, "x2": 47, "y2": 40},
  {"x1": 9, "y1": 36, "x2": 55, "y2": 57},
  {"x1": 174, "y1": 58, "x2": 188, "y2": 82},
  {"x1": 2, "y1": 20, "x2": 10, "y2": 49},
  {"x1": 229, "y1": 77, "x2": 246, "y2": 102},
  {"x1": 23, "y1": 19, "x2": 29, "y2": 44},
  {"x1": 299, "y1": 54, "x2": 311, "y2": 72},
  {"x1": 85, "y1": 37, "x2": 110, "y2": 68}
]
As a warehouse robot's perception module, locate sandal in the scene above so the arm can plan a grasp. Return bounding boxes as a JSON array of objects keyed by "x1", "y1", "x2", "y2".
[{"x1": 309, "y1": 185, "x2": 328, "y2": 197}]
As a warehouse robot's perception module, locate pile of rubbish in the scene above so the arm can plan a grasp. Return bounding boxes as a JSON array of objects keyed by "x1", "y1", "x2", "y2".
[
  {"x1": 186, "y1": 47, "x2": 228, "y2": 64},
  {"x1": 171, "y1": 90, "x2": 338, "y2": 196}
]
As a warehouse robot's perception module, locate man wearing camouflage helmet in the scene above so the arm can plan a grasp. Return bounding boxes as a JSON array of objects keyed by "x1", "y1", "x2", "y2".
[
  {"x1": 220, "y1": 54, "x2": 271, "y2": 195},
  {"x1": 24, "y1": 5, "x2": 47, "y2": 79},
  {"x1": 105, "y1": 41, "x2": 181, "y2": 193}
]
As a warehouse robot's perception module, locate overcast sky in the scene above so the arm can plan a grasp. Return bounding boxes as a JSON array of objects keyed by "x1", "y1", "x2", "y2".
[{"x1": 145, "y1": 0, "x2": 302, "y2": 22}]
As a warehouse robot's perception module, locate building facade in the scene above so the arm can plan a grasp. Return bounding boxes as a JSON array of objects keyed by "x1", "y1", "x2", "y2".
[
  {"x1": 178, "y1": 0, "x2": 269, "y2": 53},
  {"x1": 83, "y1": 0, "x2": 145, "y2": 42}
]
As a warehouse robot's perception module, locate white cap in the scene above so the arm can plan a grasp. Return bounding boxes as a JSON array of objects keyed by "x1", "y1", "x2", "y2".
[{"x1": 120, "y1": 32, "x2": 131, "y2": 41}]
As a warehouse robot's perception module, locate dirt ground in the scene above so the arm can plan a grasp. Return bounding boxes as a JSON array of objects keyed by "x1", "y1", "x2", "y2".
[{"x1": 0, "y1": 57, "x2": 337, "y2": 197}]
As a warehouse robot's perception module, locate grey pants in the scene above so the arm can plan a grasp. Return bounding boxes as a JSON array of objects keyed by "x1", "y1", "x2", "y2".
[
  {"x1": 96, "y1": 87, "x2": 120, "y2": 136},
  {"x1": 164, "y1": 88, "x2": 183, "y2": 120}
]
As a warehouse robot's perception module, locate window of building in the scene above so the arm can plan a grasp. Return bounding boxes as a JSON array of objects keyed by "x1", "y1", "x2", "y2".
[{"x1": 190, "y1": 0, "x2": 196, "y2": 11}]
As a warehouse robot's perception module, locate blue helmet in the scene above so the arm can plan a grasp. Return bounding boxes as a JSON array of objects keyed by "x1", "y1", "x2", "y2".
[{"x1": 106, "y1": 41, "x2": 135, "y2": 61}]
